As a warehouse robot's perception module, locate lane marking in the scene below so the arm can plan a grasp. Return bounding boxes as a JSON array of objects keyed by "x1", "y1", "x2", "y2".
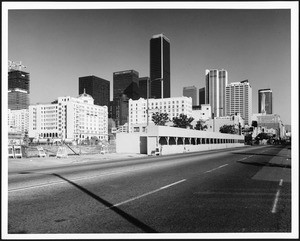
[
  {"x1": 271, "y1": 179, "x2": 284, "y2": 213},
  {"x1": 110, "y1": 179, "x2": 186, "y2": 208},
  {"x1": 271, "y1": 190, "x2": 280, "y2": 213},
  {"x1": 279, "y1": 179, "x2": 283, "y2": 186},
  {"x1": 205, "y1": 164, "x2": 228, "y2": 173}
]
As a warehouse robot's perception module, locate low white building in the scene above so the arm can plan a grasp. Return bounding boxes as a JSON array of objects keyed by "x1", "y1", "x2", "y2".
[
  {"x1": 8, "y1": 108, "x2": 29, "y2": 133},
  {"x1": 128, "y1": 96, "x2": 193, "y2": 133},
  {"x1": 206, "y1": 113, "x2": 245, "y2": 133},
  {"x1": 191, "y1": 104, "x2": 211, "y2": 127},
  {"x1": 29, "y1": 92, "x2": 108, "y2": 143}
]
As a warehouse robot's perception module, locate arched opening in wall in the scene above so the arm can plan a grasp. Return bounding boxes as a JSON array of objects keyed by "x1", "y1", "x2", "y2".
[
  {"x1": 159, "y1": 137, "x2": 167, "y2": 145},
  {"x1": 169, "y1": 137, "x2": 176, "y2": 145},
  {"x1": 197, "y1": 138, "x2": 201, "y2": 145},
  {"x1": 202, "y1": 138, "x2": 206, "y2": 144},
  {"x1": 191, "y1": 138, "x2": 196, "y2": 145},
  {"x1": 177, "y1": 137, "x2": 183, "y2": 145},
  {"x1": 184, "y1": 138, "x2": 190, "y2": 145}
]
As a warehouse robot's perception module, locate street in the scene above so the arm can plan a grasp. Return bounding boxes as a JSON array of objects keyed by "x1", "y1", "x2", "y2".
[{"x1": 7, "y1": 145, "x2": 291, "y2": 234}]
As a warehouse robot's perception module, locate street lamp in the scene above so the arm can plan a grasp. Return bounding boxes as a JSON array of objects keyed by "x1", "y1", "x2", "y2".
[
  {"x1": 146, "y1": 77, "x2": 164, "y2": 128},
  {"x1": 212, "y1": 107, "x2": 223, "y2": 132}
]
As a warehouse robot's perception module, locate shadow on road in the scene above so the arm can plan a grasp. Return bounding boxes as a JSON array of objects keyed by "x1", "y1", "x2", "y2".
[
  {"x1": 237, "y1": 160, "x2": 291, "y2": 169},
  {"x1": 232, "y1": 152, "x2": 288, "y2": 158},
  {"x1": 18, "y1": 171, "x2": 158, "y2": 233}
]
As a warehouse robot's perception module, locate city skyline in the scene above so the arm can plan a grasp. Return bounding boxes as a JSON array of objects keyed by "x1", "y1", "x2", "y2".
[{"x1": 4, "y1": 2, "x2": 296, "y2": 125}]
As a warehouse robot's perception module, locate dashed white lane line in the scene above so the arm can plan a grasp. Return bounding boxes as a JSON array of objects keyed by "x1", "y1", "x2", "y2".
[
  {"x1": 271, "y1": 179, "x2": 283, "y2": 213},
  {"x1": 109, "y1": 179, "x2": 186, "y2": 208},
  {"x1": 204, "y1": 164, "x2": 228, "y2": 173},
  {"x1": 279, "y1": 179, "x2": 283, "y2": 186}
]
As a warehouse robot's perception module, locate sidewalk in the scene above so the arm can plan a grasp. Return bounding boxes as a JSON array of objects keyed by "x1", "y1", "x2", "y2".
[{"x1": 8, "y1": 153, "x2": 147, "y2": 171}]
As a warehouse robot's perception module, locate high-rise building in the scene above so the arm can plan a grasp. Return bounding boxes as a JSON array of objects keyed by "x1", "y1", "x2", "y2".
[
  {"x1": 183, "y1": 86, "x2": 197, "y2": 106},
  {"x1": 258, "y1": 89, "x2": 272, "y2": 114},
  {"x1": 113, "y1": 70, "x2": 139, "y2": 99},
  {"x1": 205, "y1": 69, "x2": 228, "y2": 117},
  {"x1": 111, "y1": 70, "x2": 140, "y2": 127},
  {"x1": 8, "y1": 69, "x2": 30, "y2": 110},
  {"x1": 225, "y1": 80, "x2": 252, "y2": 125},
  {"x1": 199, "y1": 87, "x2": 205, "y2": 106},
  {"x1": 139, "y1": 77, "x2": 150, "y2": 99},
  {"x1": 79, "y1": 75, "x2": 110, "y2": 107},
  {"x1": 150, "y1": 33, "x2": 170, "y2": 99}
]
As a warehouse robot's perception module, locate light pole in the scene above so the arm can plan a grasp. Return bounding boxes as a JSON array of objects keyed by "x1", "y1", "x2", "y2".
[
  {"x1": 212, "y1": 107, "x2": 223, "y2": 132},
  {"x1": 146, "y1": 77, "x2": 164, "y2": 128}
]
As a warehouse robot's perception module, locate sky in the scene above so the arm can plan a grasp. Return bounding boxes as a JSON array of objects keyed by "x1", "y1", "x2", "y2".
[{"x1": 4, "y1": 2, "x2": 297, "y2": 125}]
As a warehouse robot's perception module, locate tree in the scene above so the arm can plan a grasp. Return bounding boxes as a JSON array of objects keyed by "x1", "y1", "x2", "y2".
[
  {"x1": 152, "y1": 112, "x2": 169, "y2": 126},
  {"x1": 195, "y1": 119, "x2": 208, "y2": 131},
  {"x1": 251, "y1": 120, "x2": 258, "y2": 128},
  {"x1": 219, "y1": 124, "x2": 237, "y2": 134},
  {"x1": 172, "y1": 114, "x2": 194, "y2": 129}
]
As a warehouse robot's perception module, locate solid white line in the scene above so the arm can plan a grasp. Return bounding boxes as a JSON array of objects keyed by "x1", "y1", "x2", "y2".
[
  {"x1": 271, "y1": 190, "x2": 280, "y2": 213},
  {"x1": 111, "y1": 179, "x2": 186, "y2": 208},
  {"x1": 205, "y1": 164, "x2": 228, "y2": 173}
]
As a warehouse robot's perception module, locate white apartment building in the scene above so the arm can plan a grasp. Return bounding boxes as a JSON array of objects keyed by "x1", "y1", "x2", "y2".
[
  {"x1": 29, "y1": 92, "x2": 108, "y2": 143},
  {"x1": 8, "y1": 109, "x2": 29, "y2": 133},
  {"x1": 128, "y1": 96, "x2": 193, "y2": 132},
  {"x1": 225, "y1": 80, "x2": 252, "y2": 125}
]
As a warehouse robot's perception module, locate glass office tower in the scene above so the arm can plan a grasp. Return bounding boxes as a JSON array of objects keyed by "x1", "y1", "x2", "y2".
[{"x1": 150, "y1": 33, "x2": 170, "y2": 99}]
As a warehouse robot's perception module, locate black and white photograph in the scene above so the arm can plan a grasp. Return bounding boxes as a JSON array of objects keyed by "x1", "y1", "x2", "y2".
[{"x1": 2, "y1": 1, "x2": 299, "y2": 239}]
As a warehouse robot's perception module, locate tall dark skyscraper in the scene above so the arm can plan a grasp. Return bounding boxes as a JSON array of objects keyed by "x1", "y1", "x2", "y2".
[
  {"x1": 258, "y1": 88, "x2": 272, "y2": 114},
  {"x1": 139, "y1": 77, "x2": 150, "y2": 99},
  {"x1": 79, "y1": 75, "x2": 110, "y2": 107},
  {"x1": 8, "y1": 69, "x2": 30, "y2": 110},
  {"x1": 111, "y1": 70, "x2": 140, "y2": 127},
  {"x1": 113, "y1": 70, "x2": 139, "y2": 99},
  {"x1": 150, "y1": 33, "x2": 170, "y2": 99},
  {"x1": 199, "y1": 87, "x2": 205, "y2": 106}
]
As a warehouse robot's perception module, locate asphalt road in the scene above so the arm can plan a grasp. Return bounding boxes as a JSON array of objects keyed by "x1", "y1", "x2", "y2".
[{"x1": 7, "y1": 145, "x2": 292, "y2": 235}]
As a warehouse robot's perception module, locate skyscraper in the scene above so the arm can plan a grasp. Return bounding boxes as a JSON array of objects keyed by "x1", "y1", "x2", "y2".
[
  {"x1": 183, "y1": 86, "x2": 197, "y2": 106},
  {"x1": 111, "y1": 70, "x2": 140, "y2": 127},
  {"x1": 199, "y1": 87, "x2": 205, "y2": 106},
  {"x1": 139, "y1": 77, "x2": 150, "y2": 99},
  {"x1": 225, "y1": 80, "x2": 252, "y2": 125},
  {"x1": 150, "y1": 33, "x2": 170, "y2": 99},
  {"x1": 113, "y1": 70, "x2": 139, "y2": 99},
  {"x1": 205, "y1": 69, "x2": 228, "y2": 117},
  {"x1": 258, "y1": 89, "x2": 272, "y2": 114},
  {"x1": 8, "y1": 69, "x2": 30, "y2": 110},
  {"x1": 79, "y1": 75, "x2": 110, "y2": 107}
]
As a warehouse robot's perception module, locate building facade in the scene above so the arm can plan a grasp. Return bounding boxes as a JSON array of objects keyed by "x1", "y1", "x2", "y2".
[
  {"x1": 8, "y1": 69, "x2": 30, "y2": 110},
  {"x1": 205, "y1": 69, "x2": 228, "y2": 117},
  {"x1": 252, "y1": 113, "x2": 285, "y2": 139},
  {"x1": 128, "y1": 96, "x2": 192, "y2": 132},
  {"x1": 225, "y1": 80, "x2": 252, "y2": 125},
  {"x1": 139, "y1": 77, "x2": 150, "y2": 99},
  {"x1": 183, "y1": 86, "x2": 197, "y2": 106},
  {"x1": 150, "y1": 33, "x2": 170, "y2": 99},
  {"x1": 79, "y1": 75, "x2": 110, "y2": 107},
  {"x1": 8, "y1": 109, "x2": 29, "y2": 133},
  {"x1": 258, "y1": 88, "x2": 272, "y2": 114},
  {"x1": 199, "y1": 87, "x2": 205, "y2": 106},
  {"x1": 113, "y1": 70, "x2": 139, "y2": 100},
  {"x1": 29, "y1": 93, "x2": 108, "y2": 143}
]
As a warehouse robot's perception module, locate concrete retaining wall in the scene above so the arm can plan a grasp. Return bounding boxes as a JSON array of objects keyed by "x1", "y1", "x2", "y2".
[{"x1": 161, "y1": 143, "x2": 244, "y2": 155}]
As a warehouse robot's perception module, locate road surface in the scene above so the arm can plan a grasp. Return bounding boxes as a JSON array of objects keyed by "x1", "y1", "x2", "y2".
[{"x1": 7, "y1": 145, "x2": 291, "y2": 234}]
